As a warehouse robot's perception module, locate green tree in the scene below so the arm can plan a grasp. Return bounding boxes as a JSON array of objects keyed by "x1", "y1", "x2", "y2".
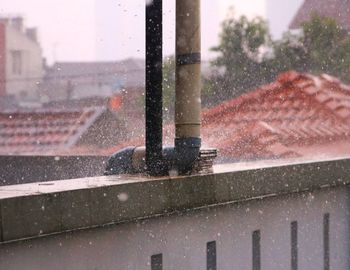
[
  {"x1": 303, "y1": 14, "x2": 350, "y2": 77},
  {"x1": 211, "y1": 14, "x2": 272, "y2": 101},
  {"x1": 272, "y1": 14, "x2": 350, "y2": 82},
  {"x1": 210, "y1": 12, "x2": 350, "y2": 105},
  {"x1": 269, "y1": 32, "x2": 308, "y2": 74}
]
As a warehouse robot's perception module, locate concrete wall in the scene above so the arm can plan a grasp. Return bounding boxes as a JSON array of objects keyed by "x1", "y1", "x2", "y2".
[
  {"x1": 1, "y1": 158, "x2": 350, "y2": 269},
  {"x1": 5, "y1": 22, "x2": 43, "y2": 101},
  {"x1": 0, "y1": 186, "x2": 349, "y2": 270},
  {"x1": 0, "y1": 155, "x2": 108, "y2": 186},
  {"x1": 0, "y1": 23, "x2": 5, "y2": 96}
]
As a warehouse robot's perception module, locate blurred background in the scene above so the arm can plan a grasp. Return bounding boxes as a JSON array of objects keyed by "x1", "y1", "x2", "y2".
[{"x1": 0, "y1": 0, "x2": 349, "y2": 165}]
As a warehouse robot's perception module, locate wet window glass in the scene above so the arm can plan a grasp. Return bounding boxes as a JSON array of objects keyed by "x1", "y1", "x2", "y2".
[
  {"x1": 0, "y1": 0, "x2": 349, "y2": 179},
  {"x1": 1, "y1": 1, "x2": 350, "y2": 270}
]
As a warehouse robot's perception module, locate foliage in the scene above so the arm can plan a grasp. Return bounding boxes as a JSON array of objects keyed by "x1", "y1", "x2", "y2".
[
  {"x1": 210, "y1": 12, "x2": 350, "y2": 104},
  {"x1": 272, "y1": 14, "x2": 350, "y2": 81},
  {"x1": 211, "y1": 15, "x2": 272, "y2": 101}
]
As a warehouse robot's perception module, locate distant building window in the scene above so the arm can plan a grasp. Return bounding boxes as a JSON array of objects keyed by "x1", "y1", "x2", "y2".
[{"x1": 11, "y1": 50, "x2": 22, "y2": 75}]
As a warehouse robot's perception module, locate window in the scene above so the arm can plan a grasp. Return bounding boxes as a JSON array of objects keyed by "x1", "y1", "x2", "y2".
[
  {"x1": 0, "y1": 1, "x2": 349, "y2": 270},
  {"x1": 11, "y1": 50, "x2": 22, "y2": 75}
]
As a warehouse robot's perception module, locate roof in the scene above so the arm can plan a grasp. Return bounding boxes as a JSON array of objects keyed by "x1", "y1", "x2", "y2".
[
  {"x1": 42, "y1": 96, "x2": 109, "y2": 110},
  {"x1": 202, "y1": 71, "x2": 350, "y2": 161},
  {"x1": 72, "y1": 70, "x2": 350, "y2": 163},
  {"x1": 0, "y1": 108, "x2": 106, "y2": 154},
  {"x1": 2, "y1": 70, "x2": 350, "y2": 163},
  {"x1": 48, "y1": 58, "x2": 144, "y2": 77},
  {"x1": 289, "y1": 0, "x2": 350, "y2": 30},
  {"x1": 0, "y1": 16, "x2": 39, "y2": 44},
  {"x1": 103, "y1": 71, "x2": 350, "y2": 163}
]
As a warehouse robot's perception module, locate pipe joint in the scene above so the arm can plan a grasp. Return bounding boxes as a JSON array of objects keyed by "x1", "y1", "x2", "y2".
[
  {"x1": 104, "y1": 138, "x2": 201, "y2": 176},
  {"x1": 174, "y1": 137, "x2": 201, "y2": 174}
]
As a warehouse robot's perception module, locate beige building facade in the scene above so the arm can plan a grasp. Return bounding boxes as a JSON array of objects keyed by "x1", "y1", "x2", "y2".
[{"x1": 0, "y1": 17, "x2": 43, "y2": 104}]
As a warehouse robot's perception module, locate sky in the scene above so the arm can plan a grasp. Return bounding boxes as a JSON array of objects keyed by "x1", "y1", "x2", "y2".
[
  {"x1": 0, "y1": 0, "x2": 300, "y2": 63},
  {"x1": 95, "y1": 0, "x2": 266, "y2": 61}
]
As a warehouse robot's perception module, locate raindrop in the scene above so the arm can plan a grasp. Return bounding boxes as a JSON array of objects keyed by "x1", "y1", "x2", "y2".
[{"x1": 117, "y1": 192, "x2": 129, "y2": 202}]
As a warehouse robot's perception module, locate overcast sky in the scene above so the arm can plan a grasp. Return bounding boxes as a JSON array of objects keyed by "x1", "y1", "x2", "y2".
[{"x1": 0, "y1": 0, "x2": 268, "y2": 63}]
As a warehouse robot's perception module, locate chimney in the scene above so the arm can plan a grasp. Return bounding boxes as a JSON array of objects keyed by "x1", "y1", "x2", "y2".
[
  {"x1": 26, "y1": 28, "x2": 37, "y2": 42},
  {"x1": 11, "y1": 17, "x2": 23, "y2": 32}
]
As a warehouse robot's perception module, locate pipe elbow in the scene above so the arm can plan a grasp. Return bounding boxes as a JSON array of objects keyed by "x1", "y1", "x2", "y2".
[
  {"x1": 173, "y1": 137, "x2": 201, "y2": 174},
  {"x1": 104, "y1": 138, "x2": 201, "y2": 176},
  {"x1": 104, "y1": 147, "x2": 136, "y2": 175}
]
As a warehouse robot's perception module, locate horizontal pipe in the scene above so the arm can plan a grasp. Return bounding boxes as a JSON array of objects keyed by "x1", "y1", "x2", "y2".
[{"x1": 105, "y1": 144, "x2": 200, "y2": 175}]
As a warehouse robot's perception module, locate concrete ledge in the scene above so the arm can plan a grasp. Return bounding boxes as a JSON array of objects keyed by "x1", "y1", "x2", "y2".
[
  {"x1": 0, "y1": 155, "x2": 108, "y2": 186},
  {"x1": 0, "y1": 157, "x2": 350, "y2": 243}
]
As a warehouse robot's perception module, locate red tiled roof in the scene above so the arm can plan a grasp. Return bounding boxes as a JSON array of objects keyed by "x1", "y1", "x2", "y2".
[
  {"x1": 3, "y1": 71, "x2": 350, "y2": 163},
  {"x1": 103, "y1": 71, "x2": 350, "y2": 162},
  {"x1": 0, "y1": 108, "x2": 105, "y2": 154},
  {"x1": 202, "y1": 71, "x2": 350, "y2": 161}
]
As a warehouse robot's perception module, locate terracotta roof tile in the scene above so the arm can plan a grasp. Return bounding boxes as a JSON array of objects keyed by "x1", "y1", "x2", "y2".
[
  {"x1": 102, "y1": 71, "x2": 349, "y2": 162},
  {"x1": 0, "y1": 108, "x2": 105, "y2": 154},
  {"x1": 201, "y1": 71, "x2": 350, "y2": 162},
  {"x1": 5, "y1": 70, "x2": 350, "y2": 163}
]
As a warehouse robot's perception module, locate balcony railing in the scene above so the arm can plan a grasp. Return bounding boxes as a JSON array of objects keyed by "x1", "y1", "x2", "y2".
[{"x1": 0, "y1": 157, "x2": 350, "y2": 269}]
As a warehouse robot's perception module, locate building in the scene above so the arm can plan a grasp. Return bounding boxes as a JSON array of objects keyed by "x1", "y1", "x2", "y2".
[
  {"x1": 289, "y1": 0, "x2": 350, "y2": 32},
  {"x1": 0, "y1": 16, "x2": 43, "y2": 105},
  {"x1": 42, "y1": 58, "x2": 144, "y2": 102}
]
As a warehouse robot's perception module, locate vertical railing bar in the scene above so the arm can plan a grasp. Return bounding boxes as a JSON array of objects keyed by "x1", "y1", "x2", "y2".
[
  {"x1": 207, "y1": 241, "x2": 217, "y2": 270},
  {"x1": 151, "y1": 253, "x2": 163, "y2": 270},
  {"x1": 324, "y1": 213, "x2": 330, "y2": 270},
  {"x1": 291, "y1": 221, "x2": 298, "y2": 270},
  {"x1": 252, "y1": 230, "x2": 261, "y2": 270}
]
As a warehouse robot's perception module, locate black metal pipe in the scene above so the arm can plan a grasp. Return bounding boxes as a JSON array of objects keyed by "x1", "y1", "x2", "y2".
[{"x1": 146, "y1": 0, "x2": 163, "y2": 176}]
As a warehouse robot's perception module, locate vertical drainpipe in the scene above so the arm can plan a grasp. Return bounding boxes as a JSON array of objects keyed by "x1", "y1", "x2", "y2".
[
  {"x1": 175, "y1": 0, "x2": 202, "y2": 166},
  {"x1": 146, "y1": 0, "x2": 163, "y2": 176}
]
